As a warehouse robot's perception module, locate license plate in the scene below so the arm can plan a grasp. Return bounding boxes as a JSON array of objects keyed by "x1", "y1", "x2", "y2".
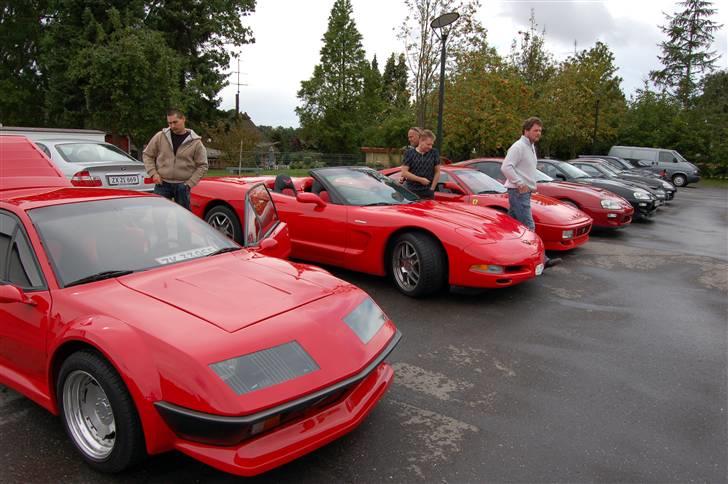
[
  {"x1": 535, "y1": 263, "x2": 544, "y2": 276},
  {"x1": 108, "y1": 175, "x2": 139, "y2": 186}
]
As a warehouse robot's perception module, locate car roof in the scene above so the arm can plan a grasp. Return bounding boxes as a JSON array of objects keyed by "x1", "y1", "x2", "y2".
[
  {"x1": 0, "y1": 136, "x2": 71, "y2": 191},
  {"x1": 1, "y1": 186, "x2": 154, "y2": 210}
]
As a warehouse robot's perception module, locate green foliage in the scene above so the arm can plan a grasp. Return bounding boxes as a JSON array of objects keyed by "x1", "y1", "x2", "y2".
[
  {"x1": 382, "y1": 53, "x2": 410, "y2": 110},
  {"x1": 650, "y1": 0, "x2": 722, "y2": 107},
  {"x1": 296, "y1": 0, "x2": 368, "y2": 153},
  {"x1": 203, "y1": 117, "x2": 262, "y2": 166}
]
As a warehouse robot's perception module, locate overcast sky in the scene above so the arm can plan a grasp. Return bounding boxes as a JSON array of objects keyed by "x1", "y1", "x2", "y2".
[{"x1": 219, "y1": 0, "x2": 727, "y2": 128}]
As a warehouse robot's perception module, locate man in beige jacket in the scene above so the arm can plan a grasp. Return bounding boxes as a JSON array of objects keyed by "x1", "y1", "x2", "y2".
[{"x1": 143, "y1": 109, "x2": 208, "y2": 209}]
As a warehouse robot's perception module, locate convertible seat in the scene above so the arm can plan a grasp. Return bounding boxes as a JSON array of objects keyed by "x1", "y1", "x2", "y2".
[
  {"x1": 273, "y1": 174, "x2": 296, "y2": 197},
  {"x1": 311, "y1": 180, "x2": 330, "y2": 202}
]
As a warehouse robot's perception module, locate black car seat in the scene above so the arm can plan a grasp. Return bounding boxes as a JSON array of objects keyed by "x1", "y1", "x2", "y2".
[
  {"x1": 311, "y1": 180, "x2": 330, "y2": 202},
  {"x1": 273, "y1": 174, "x2": 296, "y2": 196}
]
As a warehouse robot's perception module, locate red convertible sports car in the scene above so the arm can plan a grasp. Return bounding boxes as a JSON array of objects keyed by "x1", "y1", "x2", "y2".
[
  {"x1": 381, "y1": 166, "x2": 592, "y2": 251},
  {"x1": 455, "y1": 158, "x2": 635, "y2": 229},
  {"x1": 193, "y1": 167, "x2": 546, "y2": 297},
  {"x1": 0, "y1": 136, "x2": 401, "y2": 476}
]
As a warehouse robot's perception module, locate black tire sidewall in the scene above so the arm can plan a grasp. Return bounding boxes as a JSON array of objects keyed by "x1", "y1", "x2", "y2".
[
  {"x1": 390, "y1": 232, "x2": 445, "y2": 297},
  {"x1": 672, "y1": 174, "x2": 686, "y2": 187},
  {"x1": 57, "y1": 351, "x2": 145, "y2": 473},
  {"x1": 206, "y1": 205, "x2": 242, "y2": 243}
]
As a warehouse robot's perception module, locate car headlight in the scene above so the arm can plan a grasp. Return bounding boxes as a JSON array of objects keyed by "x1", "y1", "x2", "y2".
[
  {"x1": 600, "y1": 199, "x2": 621, "y2": 209},
  {"x1": 562, "y1": 230, "x2": 574, "y2": 239},
  {"x1": 210, "y1": 341, "x2": 320, "y2": 395},
  {"x1": 634, "y1": 191, "x2": 651, "y2": 200},
  {"x1": 470, "y1": 264, "x2": 505, "y2": 274},
  {"x1": 343, "y1": 297, "x2": 388, "y2": 343},
  {"x1": 661, "y1": 181, "x2": 674, "y2": 189}
]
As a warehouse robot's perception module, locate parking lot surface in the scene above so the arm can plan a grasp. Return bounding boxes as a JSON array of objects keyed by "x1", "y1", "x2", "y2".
[{"x1": 1, "y1": 185, "x2": 726, "y2": 483}]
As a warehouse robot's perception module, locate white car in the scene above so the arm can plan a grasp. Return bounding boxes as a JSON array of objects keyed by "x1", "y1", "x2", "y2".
[{"x1": 33, "y1": 139, "x2": 154, "y2": 191}]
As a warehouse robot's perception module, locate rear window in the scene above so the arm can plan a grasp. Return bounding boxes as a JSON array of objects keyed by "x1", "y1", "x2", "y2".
[{"x1": 55, "y1": 143, "x2": 140, "y2": 164}]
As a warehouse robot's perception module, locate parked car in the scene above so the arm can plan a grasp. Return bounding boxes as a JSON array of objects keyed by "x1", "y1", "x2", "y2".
[
  {"x1": 577, "y1": 154, "x2": 666, "y2": 179},
  {"x1": 608, "y1": 145, "x2": 700, "y2": 187},
  {"x1": 454, "y1": 158, "x2": 634, "y2": 229},
  {"x1": 194, "y1": 167, "x2": 546, "y2": 296},
  {"x1": 380, "y1": 166, "x2": 593, "y2": 251},
  {"x1": 535, "y1": 159, "x2": 659, "y2": 220},
  {"x1": 568, "y1": 158, "x2": 677, "y2": 201},
  {"x1": 0, "y1": 135, "x2": 401, "y2": 477},
  {"x1": 27, "y1": 138, "x2": 153, "y2": 191}
]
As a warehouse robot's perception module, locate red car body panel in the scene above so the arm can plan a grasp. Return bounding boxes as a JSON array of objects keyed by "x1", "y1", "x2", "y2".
[
  {"x1": 455, "y1": 159, "x2": 634, "y2": 228},
  {"x1": 0, "y1": 136, "x2": 400, "y2": 476},
  {"x1": 381, "y1": 166, "x2": 592, "y2": 251},
  {"x1": 195, "y1": 173, "x2": 546, "y2": 289}
]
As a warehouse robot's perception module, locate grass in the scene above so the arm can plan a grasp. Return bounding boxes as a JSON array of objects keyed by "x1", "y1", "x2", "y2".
[{"x1": 696, "y1": 178, "x2": 728, "y2": 188}]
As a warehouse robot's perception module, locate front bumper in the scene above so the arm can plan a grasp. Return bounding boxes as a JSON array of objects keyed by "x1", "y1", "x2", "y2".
[
  {"x1": 687, "y1": 174, "x2": 700, "y2": 184},
  {"x1": 155, "y1": 331, "x2": 401, "y2": 476},
  {"x1": 538, "y1": 221, "x2": 591, "y2": 251},
  {"x1": 452, "y1": 235, "x2": 544, "y2": 288},
  {"x1": 587, "y1": 206, "x2": 633, "y2": 228},
  {"x1": 632, "y1": 199, "x2": 658, "y2": 219}
]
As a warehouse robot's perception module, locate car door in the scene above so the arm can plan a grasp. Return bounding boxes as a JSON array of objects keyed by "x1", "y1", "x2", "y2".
[
  {"x1": 0, "y1": 211, "x2": 52, "y2": 390},
  {"x1": 433, "y1": 172, "x2": 468, "y2": 203}
]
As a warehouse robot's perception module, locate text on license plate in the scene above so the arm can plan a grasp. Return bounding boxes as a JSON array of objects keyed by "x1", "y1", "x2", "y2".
[{"x1": 108, "y1": 175, "x2": 140, "y2": 185}]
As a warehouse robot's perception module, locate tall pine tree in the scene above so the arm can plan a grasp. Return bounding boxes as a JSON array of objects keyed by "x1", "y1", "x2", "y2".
[
  {"x1": 649, "y1": 0, "x2": 722, "y2": 107},
  {"x1": 296, "y1": 0, "x2": 368, "y2": 153}
]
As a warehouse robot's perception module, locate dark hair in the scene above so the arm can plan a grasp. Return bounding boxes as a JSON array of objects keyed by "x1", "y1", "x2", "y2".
[
  {"x1": 166, "y1": 108, "x2": 185, "y2": 118},
  {"x1": 522, "y1": 117, "x2": 543, "y2": 133}
]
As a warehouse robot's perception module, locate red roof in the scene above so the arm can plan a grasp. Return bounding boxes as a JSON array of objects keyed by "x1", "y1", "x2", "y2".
[{"x1": 0, "y1": 135, "x2": 70, "y2": 191}]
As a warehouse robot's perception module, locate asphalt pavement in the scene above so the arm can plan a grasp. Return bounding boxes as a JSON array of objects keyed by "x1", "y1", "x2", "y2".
[{"x1": 1, "y1": 184, "x2": 726, "y2": 483}]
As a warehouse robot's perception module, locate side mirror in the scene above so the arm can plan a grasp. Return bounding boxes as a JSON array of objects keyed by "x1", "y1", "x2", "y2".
[
  {"x1": 296, "y1": 192, "x2": 326, "y2": 207},
  {"x1": 259, "y1": 238, "x2": 278, "y2": 251},
  {"x1": 443, "y1": 182, "x2": 465, "y2": 195},
  {"x1": 555, "y1": 174, "x2": 566, "y2": 181},
  {"x1": 0, "y1": 284, "x2": 36, "y2": 305}
]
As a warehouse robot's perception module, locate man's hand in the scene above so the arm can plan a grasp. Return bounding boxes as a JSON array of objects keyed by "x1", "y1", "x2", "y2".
[
  {"x1": 517, "y1": 184, "x2": 529, "y2": 193},
  {"x1": 420, "y1": 176, "x2": 430, "y2": 186},
  {"x1": 153, "y1": 174, "x2": 162, "y2": 185}
]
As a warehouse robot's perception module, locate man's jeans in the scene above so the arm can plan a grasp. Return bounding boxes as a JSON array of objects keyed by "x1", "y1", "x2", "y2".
[
  {"x1": 154, "y1": 181, "x2": 191, "y2": 210},
  {"x1": 507, "y1": 188, "x2": 535, "y2": 231}
]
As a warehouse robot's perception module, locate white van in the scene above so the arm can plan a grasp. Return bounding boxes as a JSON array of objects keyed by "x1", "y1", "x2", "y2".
[{"x1": 608, "y1": 146, "x2": 700, "y2": 187}]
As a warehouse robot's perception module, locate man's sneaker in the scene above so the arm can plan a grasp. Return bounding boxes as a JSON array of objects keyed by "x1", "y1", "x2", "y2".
[{"x1": 544, "y1": 257, "x2": 562, "y2": 268}]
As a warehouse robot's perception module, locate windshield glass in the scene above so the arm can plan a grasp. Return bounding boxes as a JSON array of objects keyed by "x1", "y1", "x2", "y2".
[
  {"x1": 30, "y1": 197, "x2": 238, "y2": 287},
  {"x1": 452, "y1": 169, "x2": 506, "y2": 193},
  {"x1": 558, "y1": 162, "x2": 591, "y2": 178},
  {"x1": 56, "y1": 143, "x2": 141, "y2": 164},
  {"x1": 535, "y1": 169, "x2": 553, "y2": 182},
  {"x1": 597, "y1": 163, "x2": 621, "y2": 176},
  {"x1": 317, "y1": 167, "x2": 419, "y2": 205}
]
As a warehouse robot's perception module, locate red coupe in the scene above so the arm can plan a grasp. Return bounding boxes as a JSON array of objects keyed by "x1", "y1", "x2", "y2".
[
  {"x1": 455, "y1": 158, "x2": 635, "y2": 228},
  {"x1": 381, "y1": 166, "x2": 592, "y2": 251},
  {"x1": 193, "y1": 167, "x2": 546, "y2": 297},
  {"x1": 0, "y1": 136, "x2": 401, "y2": 476}
]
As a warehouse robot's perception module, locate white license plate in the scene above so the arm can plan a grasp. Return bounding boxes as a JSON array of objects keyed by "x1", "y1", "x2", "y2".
[
  {"x1": 108, "y1": 175, "x2": 139, "y2": 186},
  {"x1": 535, "y1": 263, "x2": 544, "y2": 276}
]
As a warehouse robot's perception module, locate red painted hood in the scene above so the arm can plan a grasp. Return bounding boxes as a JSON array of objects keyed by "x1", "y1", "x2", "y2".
[
  {"x1": 378, "y1": 200, "x2": 526, "y2": 239},
  {"x1": 119, "y1": 252, "x2": 341, "y2": 333},
  {"x1": 531, "y1": 194, "x2": 591, "y2": 224}
]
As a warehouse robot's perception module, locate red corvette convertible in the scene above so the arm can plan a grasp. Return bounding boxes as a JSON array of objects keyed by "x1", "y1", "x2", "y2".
[
  {"x1": 381, "y1": 166, "x2": 592, "y2": 251},
  {"x1": 455, "y1": 158, "x2": 634, "y2": 228},
  {"x1": 193, "y1": 167, "x2": 546, "y2": 297},
  {"x1": 0, "y1": 136, "x2": 401, "y2": 476}
]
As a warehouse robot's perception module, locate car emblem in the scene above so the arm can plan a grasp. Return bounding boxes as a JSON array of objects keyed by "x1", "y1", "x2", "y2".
[
  {"x1": 521, "y1": 239, "x2": 532, "y2": 245},
  {"x1": 472, "y1": 199, "x2": 478, "y2": 205},
  {"x1": 120, "y1": 167, "x2": 126, "y2": 171}
]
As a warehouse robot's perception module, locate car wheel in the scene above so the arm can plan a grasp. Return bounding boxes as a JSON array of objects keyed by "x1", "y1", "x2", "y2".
[
  {"x1": 58, "y1": 351, "x2": 146, "y2": 473},
  {"x1": 390, "y1": 232, "x2": 445, "y2": 297},
  {"x1": 672, "y1": 174, "x2": 687, "y2": 187},
  {"x1": 205, "y1": 205, "x2": 242, "y2": 243}
]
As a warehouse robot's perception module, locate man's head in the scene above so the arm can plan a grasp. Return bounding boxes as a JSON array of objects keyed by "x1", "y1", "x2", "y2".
[
  {"x1": 418, "y1": 129, "x2": 435, "y2": 152},
  {"x1": 522, "y1": 117, "x2": 543, "y2": 143},
  {"x1": 408, "y1": 127, "x2": 422, "y2": 147},
  {"x1": 166, "y1": 108, "x2": 187, "y2": 135}
]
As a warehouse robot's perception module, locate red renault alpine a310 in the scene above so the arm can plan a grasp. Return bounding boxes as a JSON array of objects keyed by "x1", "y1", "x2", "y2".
[
  {"x1": 0, "y1": 136, "x2": 401, "y2": 476},
  {"x1": 381, "y1": 166, "x2": 593, "y2": 251},
  {"x1": 193, "y1": 166, "x2": 546, "y2": 297}
]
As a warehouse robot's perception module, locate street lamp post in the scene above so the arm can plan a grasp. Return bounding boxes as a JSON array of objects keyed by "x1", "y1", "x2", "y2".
[{"x1": 431, "y1": 12, "x2": 460, "y2": 154}]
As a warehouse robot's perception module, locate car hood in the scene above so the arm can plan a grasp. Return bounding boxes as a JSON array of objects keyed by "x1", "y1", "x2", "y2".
[
  {"x1": 374, "y1": 200, "x2": 526, "y2": 239},
  {"x1": 119, "y1": 252, "x2": 340, "y2": 332},
  {"x1": 531, "y1": 194, "x2": 591, "y2": 223}
]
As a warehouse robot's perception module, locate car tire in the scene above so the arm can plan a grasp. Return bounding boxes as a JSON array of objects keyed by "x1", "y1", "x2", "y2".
[
  {"x1": 57, "y1": 351, "x2": 146, "y2": 473},
  {"x1": 390, "y1": 232, "x2": 445, "y2": 297},
  {"x1": 672, "y1": 174, "x2": 687, "y2": 187},
  {"x1": 205, "y1": 205, "x2": 242, "y2": 243}
]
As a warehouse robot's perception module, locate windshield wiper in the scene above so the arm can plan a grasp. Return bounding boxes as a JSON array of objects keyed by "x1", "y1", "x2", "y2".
[
  {"x1": 66, "y1": 270, "x2": 135, "y2": 287},
  {"x1": 206, "y1": 247, "x2": 242, "y2": 257},
  {"x1": 477, "y1": 190, "x2": 502, "y2": 194},
  {"x1": 361, "y1": 202, "x2": 392, "y2": 206}
]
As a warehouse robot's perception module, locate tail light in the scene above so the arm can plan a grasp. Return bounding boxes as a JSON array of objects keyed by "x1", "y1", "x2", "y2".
[
  {"x1": 70, "y1": 170, "x2": 102, "y2": 187},
  {"x1": 660, "y1": 169, "x2": 666, "y2": 177},
  {"x1": 143, "y1": 177, "x2": 154, "y2": 184}
]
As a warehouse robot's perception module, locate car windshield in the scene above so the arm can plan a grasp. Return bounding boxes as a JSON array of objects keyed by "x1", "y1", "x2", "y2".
[
  {"x1": 56, "y1": 142, "x2": 141, "y2": 164},
  {"x1": 557, "y1": 162, "x2": 591, "y2": 179},
  {"x1": 597, "y1": 163, "x2": 621, "y2": 176},
  {"x1": 535, "y1": 170, "x2": 554, "y2": 182},
  {"x1": 316, "y1": 167, "x2": 419, "y2": 205},
  {"x1": 29, "y1": 197, "x2": 238, "y2": 287},
  {"x1": 452, "y1": 169, "x2": 506, "y2": 194}
]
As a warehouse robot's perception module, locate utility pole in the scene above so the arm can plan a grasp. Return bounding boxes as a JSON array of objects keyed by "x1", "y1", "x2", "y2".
[{"x1": 230, "y1": 55, "x2": 247, "y2": 117}]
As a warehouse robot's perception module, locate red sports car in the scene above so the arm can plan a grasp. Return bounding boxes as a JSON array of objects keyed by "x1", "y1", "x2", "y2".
[
  {"x1": 193, "y1": 167, "x2": 546, "y2": 297},
  {"x1": 0, "y1": 136, "x2": 401, "y2": 476},
  {"x1": 381, "y1": 166, "x2": 592, "y2": 251},
  {"x1": 455, "y1": 158, "x2": 634, "y2": 228}
]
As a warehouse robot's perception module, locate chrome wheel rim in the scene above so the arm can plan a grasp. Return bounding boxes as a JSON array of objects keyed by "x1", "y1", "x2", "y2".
[
  {"x1": 63, "y1": 370, "x2": 115, "y2": 460},
  {"x1": 207, "y1": 212, "x2": 235, "y2": 238},
  {"x1": 393, "y1": 241, "x2": 420, "y2": 291}
]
